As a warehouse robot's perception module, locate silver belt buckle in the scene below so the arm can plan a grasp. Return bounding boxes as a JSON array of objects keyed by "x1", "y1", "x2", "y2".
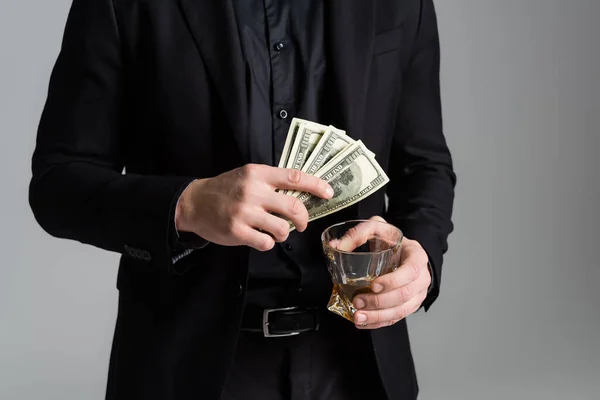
[{"x1": 263, "y1": 306, "x2": 301, "y2": 338}]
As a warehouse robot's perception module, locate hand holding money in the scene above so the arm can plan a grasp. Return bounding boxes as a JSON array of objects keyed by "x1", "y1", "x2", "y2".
[
  {"x1": 278, "y1": 118, "x2": 389, "y2": 230},
  {"x1": 175, "y1": 164, "x2": 333, "y2": 251},
  {"x1": 176, "y1": 117, "x2": 388, "y2": 250}
]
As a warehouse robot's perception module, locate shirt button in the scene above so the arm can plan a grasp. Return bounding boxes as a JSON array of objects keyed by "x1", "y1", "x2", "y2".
[
  {"x1": 285, "y1": 243, "x2": 293, "y2": 252},
  {"x1": 278, "y1": 109, "x2": 288, "y2": 120},
  {"x1": 274, "y1": 42, "x2": 285, "y2": 51}
]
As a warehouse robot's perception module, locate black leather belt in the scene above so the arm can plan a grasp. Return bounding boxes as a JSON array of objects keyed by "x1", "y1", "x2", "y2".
[{"x1": 240, "y1": 306, "x2": 323, "y2": 337}]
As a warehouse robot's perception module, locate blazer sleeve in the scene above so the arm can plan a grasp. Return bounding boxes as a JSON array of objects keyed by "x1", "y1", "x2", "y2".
[
  {"x1": 384, "y1": 0, "x2": 457, "y2": 310},
  {"x1": 29, "y1": 0, "x2": 194, "y2": 271}
]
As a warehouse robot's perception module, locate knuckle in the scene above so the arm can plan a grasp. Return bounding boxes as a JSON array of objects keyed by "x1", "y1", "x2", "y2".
[
  {"x1": 388, "y1": 273, "x2": 400, "y2": 289},
  {"x1": 229, "y1": 223, "x2": 244, "y2": 239},
  {"x1": 240, "y1": 182, "x2": 254, "y2": 199},
  {"x1": 346, "y1": 226, "x2": 359, "y2": 242},
  {"x1": 279, "y1": 221, "x2": 290, "y2": 237},
  {"x1": 234, "y1": 183, "x2": 251, "y2": 203},
  {"x1": 399, "y1": 285, "x2": 412, "y2": 302},
  {"x1": 274, "y1": 222, "x2": 289, "y2": 242},
  {"x1": 370, "y1": 312, "x2": 380, "y2": 324},
  {"x1": 424, "y1": 270, "x2": 432, "y2": 287},
  {"x1": 409, "y1": 262, "x2": 421, "y2": 281},
  {"x1": 396, "y1": 306, "x2": 408, "y2": 320},
  {"x1": 229, "y1": 202, "x2": 245, "y2": 218},
  {"x1": 289, "y1": 197, "x2": 305, "y2": 215},
  {"x1": 288, "y1": 169, "x2": 302, "y2": 184},
  {"x1": 246, "y1": 163, "x2": 260, "y2": 176},
  {"x1": 372, "y1": 294, "x2": 382, "y2": 309},
  {"x1": 244, "y1": 163, "x2": 266, "y2": 181},
  {"x1": 240, "y1": 164, "x2": 254, "y2": 178},
  {"x1": 224, "y1": 208, "x2": 237, "y2": 225},
  {"x1": 233, "y1": 185, "x2": 244, "y2": 201}
]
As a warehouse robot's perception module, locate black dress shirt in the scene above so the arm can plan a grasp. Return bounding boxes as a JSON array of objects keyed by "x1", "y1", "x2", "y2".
[{"x1": 230, "y1": 0, "x2": 328, "y2": 308}]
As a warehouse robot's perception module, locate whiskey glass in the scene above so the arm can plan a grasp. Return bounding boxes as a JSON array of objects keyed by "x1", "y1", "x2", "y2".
[{"x1": 321, "y1": 220, "x2": 403, "y2": 322}]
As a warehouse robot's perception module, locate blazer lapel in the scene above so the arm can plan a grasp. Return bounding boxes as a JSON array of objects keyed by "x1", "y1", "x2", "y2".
[
  {"x1": 325, "y1": 1, "x2": 376, "y2": 143},
  {"x1": 178, "y1": 0, "x2": 250, "y2": 162}
]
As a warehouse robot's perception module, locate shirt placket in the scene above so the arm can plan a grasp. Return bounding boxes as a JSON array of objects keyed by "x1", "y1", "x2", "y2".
[{"x1": 264, "y1": 0, "x2": 293, "y2": 165}]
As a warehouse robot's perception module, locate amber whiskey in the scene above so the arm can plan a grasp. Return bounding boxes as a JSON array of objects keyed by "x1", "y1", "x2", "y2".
[{"x1": 329, "y1": 277, "x2": 374, "y2": 321}]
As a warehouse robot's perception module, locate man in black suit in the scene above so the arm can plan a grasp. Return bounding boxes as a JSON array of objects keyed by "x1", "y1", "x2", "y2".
[{"x1": 30, "y1": 0, "x2": 455, "y2": 399}]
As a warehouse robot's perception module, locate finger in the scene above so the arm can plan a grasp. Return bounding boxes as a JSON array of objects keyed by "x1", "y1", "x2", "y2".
[
  {"x1": 399, "y1": 238, "x2": 430, "y2": 267},
  {"x1": 247, "y1": 209, "x2": 290, "y2": 243},
  {"x1": 336, "y1": 218, "x2": 398, "y2": 252},
  {"x1": 354, "y1": 289, "x2": 427, "y2": 329},
  {"x1": 327, "y1": 238, "x2": 341, "y2": 249},
  {"x1": 356, "y1": 319, "x2": 400, "y2": 330},
  {"x1": 263, "y1": 192, "x2": 309, "y2": 232},
  {"x1": 356, "y1": 320, "x2": 395, "y2": 330},
  {"x1": 367, "y1": 216, "x2": 387, "y2": 252},
  {"x1": 353, "y1": 303, "x2": 408, "y2": 326},
  {"x1": 353, "y1": 283, "x2": 419, "y2": 310},
  {"x1": 335, "y1": 220, "x2": 377, "y2": 252},
  {"x1": 233, "y1": 223, "x2": 276, "y2": 252},
  {"x1": 371, "y1": 259, "x2": 424, "y2": 293},
  {"x1": 267, "y1": 168, "x2": 333, "y2": 199}
]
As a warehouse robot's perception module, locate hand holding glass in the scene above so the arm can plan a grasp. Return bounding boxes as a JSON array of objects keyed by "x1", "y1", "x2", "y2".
[{"x1": 321, "y1": 220, "x2": 403, "y2": 322}]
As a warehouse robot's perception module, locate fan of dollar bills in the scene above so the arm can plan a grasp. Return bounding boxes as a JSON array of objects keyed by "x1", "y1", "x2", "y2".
[{"x1": 278, "y1": 118, "x2": 390, "y2": 231}]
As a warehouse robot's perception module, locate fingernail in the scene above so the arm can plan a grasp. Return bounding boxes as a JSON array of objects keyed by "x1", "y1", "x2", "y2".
[
  {"x1": 356, "y1": 313, "x2": 367, "y2": 323},
  {"x1": 325, "y1": 186, "x2": 334, "y2": 197},
  {"x1": 372, "y1": 284, "x2": 383, "y2": 293},
  {"x1": 354, "y1": 298, "x2": 365, "y2": 309}
]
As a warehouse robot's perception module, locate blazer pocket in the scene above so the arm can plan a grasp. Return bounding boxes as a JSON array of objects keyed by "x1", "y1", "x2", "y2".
[{"x1": 373, "y1": 26, "x2": 404, "y2": 56}]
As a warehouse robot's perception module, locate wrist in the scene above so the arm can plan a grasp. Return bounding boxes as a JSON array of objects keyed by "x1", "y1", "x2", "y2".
[{"x1": 175, "y1": 178, "x2": 205, "y2": 233}]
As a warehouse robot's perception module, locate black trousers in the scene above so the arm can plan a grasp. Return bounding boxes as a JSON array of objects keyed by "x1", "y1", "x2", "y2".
[{"x1": 219, "y1": 314, "x2": 388, "y2": 400}]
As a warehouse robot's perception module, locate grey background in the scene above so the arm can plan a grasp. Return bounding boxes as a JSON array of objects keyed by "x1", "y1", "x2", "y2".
[{"x1": 1, "y1": 0, "x2": 598, "y2": 399}]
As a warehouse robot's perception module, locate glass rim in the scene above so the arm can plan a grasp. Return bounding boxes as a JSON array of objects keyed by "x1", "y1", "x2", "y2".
[{"x1": 321, "y1": 219, "x2": 404, "y2": 256}]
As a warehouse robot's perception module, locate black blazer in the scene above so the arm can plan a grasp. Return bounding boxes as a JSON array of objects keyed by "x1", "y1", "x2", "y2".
[{"x1": 29, "y1": 0, "x2": 456, "y2": 399}]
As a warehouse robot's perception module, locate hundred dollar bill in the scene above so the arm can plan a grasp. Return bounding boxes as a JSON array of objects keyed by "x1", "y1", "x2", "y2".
[
  {"x1": 285, "y1": 126, "x2": 353, "y2": 197},
  {"x1": 300, "y1": 126, "x2": 375, "y2": 176},
  {"x1": 285, "y1": 123, "x2": 327, "y2": 171},
  {"x1": 288, "y1": 141, "x2": 390, "y2": 230},
  {"x1": 301, "y1": 126, "x2": 351, "y2": 175},
  {"x1": 312, "y1": 138, "x2": 376, "y2": 178},
  {"x1": 281, "y1": 122, "x2": 327, "y2": 195},
  {"x1": 278, "y1": 118, "x2": 328, "y2": 168},
  {"x1": 289, "y1": 138, "x2": 369, "y2": 198}
]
